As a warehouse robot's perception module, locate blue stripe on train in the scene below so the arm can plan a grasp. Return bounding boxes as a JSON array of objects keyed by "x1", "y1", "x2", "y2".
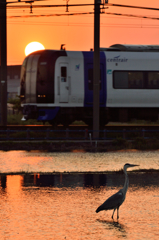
[
  {"x1": 82, "y1": 51, "x2": 106, "y2": 107},
  {"x1": 37, "y1": 107, "x2": 60, "y2": 121}
]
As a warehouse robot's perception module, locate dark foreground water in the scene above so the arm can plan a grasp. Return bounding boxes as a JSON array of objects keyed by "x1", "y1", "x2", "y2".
[{"x1": 0, "y1": 150, "x2": 159, "y2": 239}]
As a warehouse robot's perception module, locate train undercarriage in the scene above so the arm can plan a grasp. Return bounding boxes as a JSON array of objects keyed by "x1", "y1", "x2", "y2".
[{"x1": 22, "y1": 105, "x2": 159, "y2": 127}]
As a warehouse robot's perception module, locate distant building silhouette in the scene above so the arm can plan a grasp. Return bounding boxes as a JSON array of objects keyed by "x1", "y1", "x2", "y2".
[{"x1": 0, "y1": 65, "x2": 21, "y2": 99}]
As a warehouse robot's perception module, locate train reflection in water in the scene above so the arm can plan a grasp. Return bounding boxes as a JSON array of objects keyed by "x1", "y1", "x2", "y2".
[
  {"x1": 22, "y1": 171, "x2": 159, "y2": 189},
  {"x1": 0, "y1": 171, "x2": 159, "y2": 190},
  {"x1": 22, "y1": 173, "x2": 107, "y2": 188},
  {"x1": 0, "y1": 175, "x2": 7, "y2": 189}
]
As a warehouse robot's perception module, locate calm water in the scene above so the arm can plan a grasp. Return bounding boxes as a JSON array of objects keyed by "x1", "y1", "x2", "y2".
[
  {"x1": 0, "y1": 150, "x2": 159, "y2": 173},
  {"x1": 0, "y1": 150, "x2": 159, "y2": 239}
]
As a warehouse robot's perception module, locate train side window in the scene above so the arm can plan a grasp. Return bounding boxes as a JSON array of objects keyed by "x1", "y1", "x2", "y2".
[
  {"x1": 113, "y1": 71, "x2": 143, "y2": 89},
  {"x1": 147, "y1": 72, "x2": 159, "y2": 89},
  {"x1": 61, "y1": 66, "x2": 67, "y2": 82},
  {"x1": 128, "y1": 72, "x2": 143, "y2": 89},
  {"x1": 113, "y1": 71, "x2": 128, "y2": 89},
  {"x1": 88, "y1": 68, "x2": 101, "y2": 90}
]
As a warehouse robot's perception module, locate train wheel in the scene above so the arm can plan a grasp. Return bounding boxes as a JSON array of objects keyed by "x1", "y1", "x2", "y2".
[
  {"x1": 83, "y1": 119, "x2": 93, "y2": 128},
  {"x1": 62, "y1": 120, "x2": 71, "y2": 128},
  {"x1": 49, "y1": 120, "x2": 58, "y2": 128}
]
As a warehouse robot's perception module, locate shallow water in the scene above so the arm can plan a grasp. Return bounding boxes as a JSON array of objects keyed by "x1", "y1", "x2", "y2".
[
  {"x1": 0, "y1": 173, "x2": 158, "y2": 240},
  {"x1": 0, "y1": 150, "x2": 159, "y2": 173},
  {"x1": 0, "y1": 150, "x2": 159, "y2": 239}
]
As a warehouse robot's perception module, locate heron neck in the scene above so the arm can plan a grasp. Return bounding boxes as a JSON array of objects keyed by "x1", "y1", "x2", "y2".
[{"x1": 123, "y1": 170, "x2": 129, "y2": 195}]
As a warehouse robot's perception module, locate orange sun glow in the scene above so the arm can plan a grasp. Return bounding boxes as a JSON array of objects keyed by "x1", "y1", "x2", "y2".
[{"x1": 25, "y1": 42, "x2": 45, "y2": 56}]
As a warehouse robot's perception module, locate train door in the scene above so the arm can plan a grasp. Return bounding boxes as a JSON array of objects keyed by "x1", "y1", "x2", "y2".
[
  {"x1": 83, "y1": 51, "x2": 106, "y2": 107},
  {"x1": 59, "y1": 63, "x2": 69, "y2": 103},
  {"x1": 25, "y1": 54, "x2": 39, "y2": 103},
  {"x1": 84, "y1": 63, "x2": 105, "y2": 106}
]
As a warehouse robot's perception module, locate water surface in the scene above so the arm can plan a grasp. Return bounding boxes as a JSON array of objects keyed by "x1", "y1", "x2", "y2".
[
  {"x1": 0, "y1": 174, "x2": 158, "y2": 240},
  {"x1": 0, "y1": 150, "x2": 159, "y2": 239},
  {"x1": 0, "y1": 150, "x2": 159, "y2": 173}
]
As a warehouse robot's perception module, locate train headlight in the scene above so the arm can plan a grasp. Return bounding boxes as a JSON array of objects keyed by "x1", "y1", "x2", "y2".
[{"x1": 38, "y1": 95, "x2": 46, "y2": 98}]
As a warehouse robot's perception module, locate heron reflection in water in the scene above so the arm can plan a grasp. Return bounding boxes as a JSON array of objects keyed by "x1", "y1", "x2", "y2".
[{"x1": 96, "y1": 163, "x2": 139, "y2": 220}]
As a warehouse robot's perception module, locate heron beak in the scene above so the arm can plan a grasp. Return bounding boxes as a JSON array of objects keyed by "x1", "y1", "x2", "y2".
[{"x1": 130, "y1": 164, "x2": 139, "y2": 167}]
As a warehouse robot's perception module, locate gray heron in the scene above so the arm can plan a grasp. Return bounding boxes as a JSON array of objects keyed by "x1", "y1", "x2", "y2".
[{"x1": 96, "y1": 163, "x2": 139, "y2": 220}]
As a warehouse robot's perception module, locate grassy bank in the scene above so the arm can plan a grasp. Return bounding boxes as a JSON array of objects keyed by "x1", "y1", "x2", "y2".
[{"x1": 0, "y1": 137, "x2": 159, "y2": 152}]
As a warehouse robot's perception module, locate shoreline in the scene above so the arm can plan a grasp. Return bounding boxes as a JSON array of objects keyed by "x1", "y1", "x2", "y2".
[
  {"x1": 0, "y1": 138, "x2": 159, "y2": 151},
  {"x1": 0, "y1": 169, "x2": 158, "y2": 176}
]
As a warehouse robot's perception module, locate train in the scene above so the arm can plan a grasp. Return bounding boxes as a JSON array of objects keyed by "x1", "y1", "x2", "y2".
[{"x1": 20, "y1": 44, "x2": 159, "y2": 127}]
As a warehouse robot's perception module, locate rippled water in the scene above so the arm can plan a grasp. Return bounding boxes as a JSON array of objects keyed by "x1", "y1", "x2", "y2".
[
  {"x1": 0, "y1": 150, "x2": 159, "y2": 239},
  {"x1": 0, "y1": 150, "x2": 159, "y2": 173}
]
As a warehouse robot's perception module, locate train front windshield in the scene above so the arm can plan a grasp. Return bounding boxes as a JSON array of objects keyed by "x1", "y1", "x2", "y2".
[{"x1": 20, "y1": 57, "x2": 27, "y2": 102}]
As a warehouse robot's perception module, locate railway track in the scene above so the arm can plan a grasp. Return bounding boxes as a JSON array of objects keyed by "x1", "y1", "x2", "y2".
[
  {"x1": 0, "y1": 124, "x2": 158, "y2": 141},
  {"x1": 0, "y1": 124, "x2": 159, "y2": 151},
  {"x1": 1, "y1": 124, "x2": 159, "y2": 130}
]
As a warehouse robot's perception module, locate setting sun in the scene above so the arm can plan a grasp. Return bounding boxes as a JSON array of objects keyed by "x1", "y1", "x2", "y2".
[{"x1": 25, "y1": 42, "x2": 45, "y2": 56}]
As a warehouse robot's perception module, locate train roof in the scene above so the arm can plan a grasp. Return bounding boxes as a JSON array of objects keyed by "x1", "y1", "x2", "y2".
[{"x1": 106, "y1": 44, "x2": 159, "y2": 52}]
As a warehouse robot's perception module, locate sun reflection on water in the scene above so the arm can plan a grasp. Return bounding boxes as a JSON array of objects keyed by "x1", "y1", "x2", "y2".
[{"x1": 0, "y1": 173, "x2": 158, "y2": 239}]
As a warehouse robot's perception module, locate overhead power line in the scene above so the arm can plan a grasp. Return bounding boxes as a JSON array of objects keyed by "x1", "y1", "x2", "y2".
[
  {"x1": 7, "y1": 4, "x2": 94, "y2": 8},
  {"x1": 7, "y1": 2, "x2": 159, "y2": 18},
  {"x1": 107, "y1": 3, "x2": 159, "y2": 12},
  {"x1": 7, "y1": 11, "x2": 159, "y2": 21},
  {"x1": 7, "y1": 2, "x2": 159, "y2": 12},
  {"x1": 105, "y1": 12, "x2": 159, "y2": 21},
  {"x1": 8, "y1": 12, "x2": 94, "y2": 18}
]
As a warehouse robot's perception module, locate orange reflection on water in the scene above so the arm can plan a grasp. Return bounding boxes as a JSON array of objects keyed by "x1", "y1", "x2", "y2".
[
  {"x1": 1, "y1": 150, "x2": 159, "y2": 173},
  {"x1": 0, "y1": 174, "x2": 158, "y2": 239},
  {"x1": 7, "y1": 175, "x2": 23, "y2": 196},
  {"x1": 0, "y1": 175, "x2": 25, "y2": 238},
  {"x1": 71, "y1": 149, "x2": 86, "y2": 153}
]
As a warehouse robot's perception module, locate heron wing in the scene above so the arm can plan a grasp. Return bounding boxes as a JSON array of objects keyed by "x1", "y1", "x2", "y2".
[{"x1": 96, "y1": 190, "x2": 124, "y2": 213}]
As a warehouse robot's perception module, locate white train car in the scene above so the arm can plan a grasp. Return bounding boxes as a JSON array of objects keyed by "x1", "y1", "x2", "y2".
[{"x1": 20, "y1": 44, "x2": 159, "y2": 126}]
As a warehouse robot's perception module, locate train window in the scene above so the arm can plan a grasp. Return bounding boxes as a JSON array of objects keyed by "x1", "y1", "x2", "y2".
[
  {"x1": 147, "y1": 72, "x2": 159, "y2": 89},
  {"x1": 128, "y1": 72, "x2": 143, "y2": 89},
  {"x1": 88, "y1": 68, "x2": 101, "y2": 90},
  {"x1": 20, "y1": 58, "x2": 27, "y2": 100},
  {"x1": 37, "y1": 63, "x2": 48, "y2": 103},
  {"x1": 37, "y1": 65, "x2": 47, "y2": 84},
  {"x1": 114, "y1": 71, "x2": 159, "y2": 89},
  {"x1": 113, "y1": 72, "x2": 128, "y2": 89},
  {"x1": 61, "y1": 66, "x2": 67, "y2": 82},
  {"x1": 113, "y1": 71, "x2": 143, "y2": 89}
]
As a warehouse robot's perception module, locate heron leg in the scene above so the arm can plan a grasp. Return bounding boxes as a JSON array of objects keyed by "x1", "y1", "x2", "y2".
[
  {"x1": 112, "y1": 209, "x2": 116, "y2": 220},
  {"x1": 117, "y1": 207, "x2": 119, "y2": 220}
]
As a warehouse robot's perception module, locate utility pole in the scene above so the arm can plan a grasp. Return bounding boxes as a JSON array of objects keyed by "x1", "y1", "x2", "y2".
[
  {"x1": 93, "y1": 0, "x2": 101, "y2": 139},
  {"x1": 0, "y1": 0, "x2": 7, "y2": 126}
]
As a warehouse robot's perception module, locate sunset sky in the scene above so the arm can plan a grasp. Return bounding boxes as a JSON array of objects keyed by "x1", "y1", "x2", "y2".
[{"x1": 6, "y1": 0, "x2": 159, "y2": 65}]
